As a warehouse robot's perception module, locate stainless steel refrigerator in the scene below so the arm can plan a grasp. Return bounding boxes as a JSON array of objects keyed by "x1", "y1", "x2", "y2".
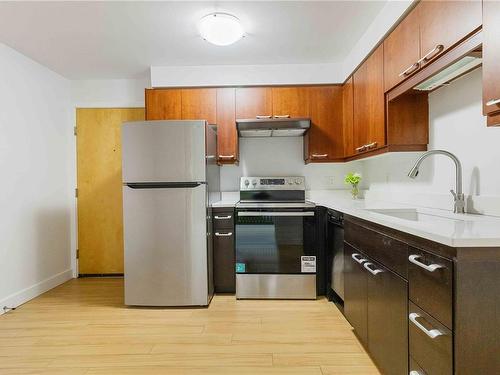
[{"x1": 121, "y1": 120, "x2": 220, "y2": 306}]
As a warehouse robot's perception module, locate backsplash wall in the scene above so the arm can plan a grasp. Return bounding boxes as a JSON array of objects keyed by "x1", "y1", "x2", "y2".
[
  {"x1": 362, "y1": 68, "x2": 500, "y2": 216},
  {"x1": 220, "y1": 137, "x2": 365, "y2": 191}
]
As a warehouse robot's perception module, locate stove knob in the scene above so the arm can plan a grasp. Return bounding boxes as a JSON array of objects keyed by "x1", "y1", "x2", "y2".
[
  {"x1": 244, "y1": 179, "x2": 249, "y2": 186},
  {"x1": 295, "y1": 178, "x2": 302, "y2": 185},
  {"x1": 288, "y1": 179, "x2": 293, "y2": 185},
  {"x1": 252, "y1": 179, "x2": 257, "y2": 186}
]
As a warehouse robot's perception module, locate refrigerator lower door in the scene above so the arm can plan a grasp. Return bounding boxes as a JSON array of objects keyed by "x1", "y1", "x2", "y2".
[{"x1": 123, "y1": 183, "x2": 209, "y2": 306}]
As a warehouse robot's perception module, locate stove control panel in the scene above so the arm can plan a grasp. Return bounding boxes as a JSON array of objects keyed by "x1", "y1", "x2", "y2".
[{"x1": 240, "y1": 177, "x2": 305, "y2": 190}]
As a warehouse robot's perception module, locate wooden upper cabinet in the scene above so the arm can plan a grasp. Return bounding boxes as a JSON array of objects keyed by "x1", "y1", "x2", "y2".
[
  {"x1": 305, "y1": 86, "x2": 344, "y2": 162},
  {"x1": 216, "y1": 88, "x2": 238, "y2": 163},
  {"x1": 383, "y1": 7, "x2": 420, "y2": 92},
  {"x1": 418, "y1": 0, "x2": 481, "y2": 68},
  {"x1": 235, "y1": 87, "x2": 272, "y2": 119},
  {"x1": 272, "y1": 87, "x2": 310, "y2": 118},
  {"x1": 353, "y1": 45, "x2": 386, "y2": 154},
  {"x1": 342, "y1": 78, "x2": 355, "y2": 158},
  {"x1": 483, "y1": 0, "x2": 500, "y2": 125},
  {"x1": 181, "y1": 88, "x2": 217, "y2": 124},
  {"x1": 145, "y1": 89, "x2": 182, "y2": 120}
]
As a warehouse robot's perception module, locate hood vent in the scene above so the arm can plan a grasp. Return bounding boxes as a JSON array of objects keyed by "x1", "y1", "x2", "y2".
[
  {"x1": 414, "y1": 52, "x2": 482, "y2": 91},
  {"x1": 236, "y1": 117, "x2": 310, "y2": 137}
]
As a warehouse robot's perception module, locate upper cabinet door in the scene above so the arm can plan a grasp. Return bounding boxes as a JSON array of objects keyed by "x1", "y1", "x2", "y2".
[
  {"x1": 383, "y1": 7, "x2": 420, "y2": 91},
  {"x1": 235, "y1": 87, "x2": 272, "y2": 119},
  {"x1": 483, "y1": 0, "x2": 500, "y2": 123},
  {"x1": 418, "y1": 0, "x2": 481, "y2": 67},
  {"x1": 272, "y1": 87, "x2": 310, "y2": 118},
  {"x1": 353, "y1": 45, "x2": 386, "y2": 154},
  {"x1": 342, "y1": 78, "x2": 355, "y2": 158},
  {"x1": 305, "y1": 86, "x2": 344, "y2": 162},
  {"x1": 181, "y1": 89, "x2": 217, "y2": 125},
  {"x1": 216, "y1": 88, "x2": 238, "y2": 163},
  {"x1": 145, "y1": 89, "x2": 182, "y2": 120}
]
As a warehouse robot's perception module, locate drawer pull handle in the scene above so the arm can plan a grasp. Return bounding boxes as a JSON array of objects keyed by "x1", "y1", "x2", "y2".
[
  {"x1": 409, "y1": 255, "x2": 444, "y2": 272},
  {"x1": 418, "y1": 44, "x2": 444, "y2": 64},
  {"x1": 363, "y1": 262, "x2": 384, "y2": 276},
  {"x1": 355, "y1": 145, "x2": 367, "y2": 152},
  {"x1": 311, "y1": 153, "x2": 328, "y2": 159},
  {"x1": 219, "y1": 155, "x2": 235, "y2": 159},
  {"x1": 214, "y1": 215, "x2": 232, "y2": 220},
  {"x1": 409, "y1": 312, "x2": 444, "y2": 339},
  {"x1": 256, "y1": 115, "x2": 272, "y2": 119},
  {"x1": 274, "y1": 115, "x2": 290, "y2": 118},
  {"x1": 366, "y1": 142, "x2": 377, "y2": 149},
  {"x1": 399, "y1": 62, "x2": 420, "y2": 77},
  {"x1": 351, "y1": 253, "x2": 367, "y2": 264},
  {"x1": 486, "y1": 98, "x2": 500, "y2": 106},
  {"x1": 215, "y1": 232, "x2": 233, "y2": 237}
]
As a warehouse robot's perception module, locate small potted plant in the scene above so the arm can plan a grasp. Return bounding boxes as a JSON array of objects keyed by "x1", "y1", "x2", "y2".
[{"x1": 344, "y1": 172, "x2": 362, "y2": 199}]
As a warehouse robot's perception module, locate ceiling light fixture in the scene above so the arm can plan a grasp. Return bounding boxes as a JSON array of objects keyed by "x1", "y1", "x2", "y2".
[{"x1": 199, "y1": 12, "x2": 244, "y2": 46}]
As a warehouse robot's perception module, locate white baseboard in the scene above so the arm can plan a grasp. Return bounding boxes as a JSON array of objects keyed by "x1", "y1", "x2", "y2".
[{"x1": 0, "y1": 269, "x2": 73, "y2": 316}]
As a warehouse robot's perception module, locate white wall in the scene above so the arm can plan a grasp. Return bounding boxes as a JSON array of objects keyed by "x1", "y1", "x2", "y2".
[
  {"x1": 71, "y1": 78, "x2": 149, "y2": 108},
  {"x1": 220, "y1": 137, "x2": 364, "y2": 192},
  {"x1": 0, "y1": 44, "x2": 74, "y2": 314},
  {"x1": 362, "y1": 69, "x2": 500, "y2": 216}
]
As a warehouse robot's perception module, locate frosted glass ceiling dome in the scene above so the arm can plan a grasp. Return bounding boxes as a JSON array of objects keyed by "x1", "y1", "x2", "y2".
[{"x1": 199, "y1": 12, "x2": 244, "y2": 46}]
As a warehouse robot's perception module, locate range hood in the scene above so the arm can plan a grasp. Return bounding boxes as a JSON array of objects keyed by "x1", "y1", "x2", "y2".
[
  {"x1": 414, "y1": 51, "x2": 482, "y2": 91},
  {"x1": 236, "y1": 117, "x2": 310, "y2": 137}
]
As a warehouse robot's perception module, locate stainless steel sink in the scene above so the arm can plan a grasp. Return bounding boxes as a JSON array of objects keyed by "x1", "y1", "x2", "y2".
[{"x1": 364, "y1": 208, "x2": 465, "y2": 223}]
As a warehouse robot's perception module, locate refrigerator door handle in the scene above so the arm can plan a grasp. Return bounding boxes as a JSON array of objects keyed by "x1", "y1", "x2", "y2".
[{"x1": 126, "y1": 182, "x2": 204, "y2": 189}]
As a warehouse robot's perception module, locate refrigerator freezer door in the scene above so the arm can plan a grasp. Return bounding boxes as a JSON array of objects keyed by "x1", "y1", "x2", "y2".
[
  {"x1": 123, "y1": 184, "x2": 208, "y2": 306},
  {"x1": 122, "y1": 121, "x2": 206, "y2": 183}
]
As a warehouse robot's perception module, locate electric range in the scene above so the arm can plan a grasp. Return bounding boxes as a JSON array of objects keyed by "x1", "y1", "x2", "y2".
[{"x1": 234, "y1": 177, "x2": 317, "y2": 299}]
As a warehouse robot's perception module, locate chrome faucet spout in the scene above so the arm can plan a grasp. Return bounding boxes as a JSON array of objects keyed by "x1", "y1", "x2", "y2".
[{"x1": 407, "y1": 150, "x2": 465, "y2": 213}]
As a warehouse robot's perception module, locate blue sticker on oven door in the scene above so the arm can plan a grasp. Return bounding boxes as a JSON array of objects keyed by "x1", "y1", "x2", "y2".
[
  {"x1": 301, "y1": 256, "x2": 316, "y2": 273},
  {"x1": 236, "y1": 263, "x2": 246, "y2": 273}
]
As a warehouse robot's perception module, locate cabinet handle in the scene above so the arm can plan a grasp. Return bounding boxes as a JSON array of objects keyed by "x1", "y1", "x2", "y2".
[
  {"x1": 256, "y1": 115, "x2": 272, "y2": 119},
  {"x1": 486, "y1": 98, "x2": 500, "y2": 106},
  {"x1": 215, "y1": 232, "x2": 233, "y2": 237},
  {"x1": 363, "y1": 262, "x2": 384, "y2": 276},
  {"x1": 410, "y1": 372, "x2": 423, "y2": 375},
  {"x1": 214, "y1": 215, "x2": 232, "y2": 220},
  {"x1": 311, "y1": 154, "x2": 328, "y2": 159},
  {"x1": 351, "y1": 253, "x2": 367, "y2": 264},
  {"x1": 355, "y1": 145, "x2": 367, "y2": 152},
  {"x1": 274, "y1": 115, "x2": 290, "y2": 118},
  {"x1": 206, "y1": 155, "x2": 216, "y2": 160},
  {"x1": 409, "y1": 313, "x2": 444, "y2": 339},
  {"x1": 408, "y1": 255, "x2": 444, "y2": 272},
  {"x1": 218, "y1": 155, "x2": 235, "y2": 159},
  {"x1": 366, "y1": 142, "x2": 377, "y2": 149},
  {"x1": 418, "y1": 44, "x2": 444, "y2": 64},
  {"x1": 399, "y1": 62, "x2": 420, "y2": 77}
]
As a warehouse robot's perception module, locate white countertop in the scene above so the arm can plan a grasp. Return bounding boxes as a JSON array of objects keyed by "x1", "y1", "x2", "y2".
[{"x1": 212, "y1": 190, "x2": 500, "y2": 248}]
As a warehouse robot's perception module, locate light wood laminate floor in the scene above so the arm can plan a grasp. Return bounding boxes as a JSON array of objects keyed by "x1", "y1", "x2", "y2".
[{"x1": 0, "y1": 278, "x2": 379, "y2": 375}]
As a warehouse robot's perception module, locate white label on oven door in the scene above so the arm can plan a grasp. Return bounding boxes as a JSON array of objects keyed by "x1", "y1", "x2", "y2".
[{"x1": 301, "y1": 256, "x2": 316, "y2": 273}]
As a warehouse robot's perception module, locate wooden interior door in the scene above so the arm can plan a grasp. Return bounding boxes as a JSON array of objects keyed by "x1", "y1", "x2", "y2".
[{"x1": 76, "y1": 108, "x2": 145, "y2": 275}]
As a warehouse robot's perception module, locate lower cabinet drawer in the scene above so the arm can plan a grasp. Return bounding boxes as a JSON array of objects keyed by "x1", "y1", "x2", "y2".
[
  {"x1": 213, "y1": 231, "x2": 235, "y2": 293},
  {"x1": 409, "y1": 247, "x2": 453, "y2": 329},
  {"x1": 410, "y1": 357, "x2": 428, "y2": 375},
  {"x1": 213, "y1": 209, "x2": 234, "y2": 229},
  {"x1": 409, "y1": 302, "x2": 453, "y2": 375}
]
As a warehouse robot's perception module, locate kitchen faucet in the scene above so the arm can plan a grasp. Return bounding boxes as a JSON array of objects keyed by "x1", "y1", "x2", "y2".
[{"x1": 407, "y1": 150, "x2": 465, "y2": 214}]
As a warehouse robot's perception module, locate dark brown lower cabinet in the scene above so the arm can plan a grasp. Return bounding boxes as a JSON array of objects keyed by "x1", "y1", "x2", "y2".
[
  {"x1": 213, "y1": 232, "x2": 235, "y2": 293},
  {"x1": 366, "y1": 259, "x2": 408, "y2": 375},
  {"x1": 344, "y1": 242, "x2": 408, "y2": 375},
  {"x1": 213, "y1": 208, "x2": 235, "y2": 293},
  {"x1": 344, "y1": 243, "x2": 368, "y2": 347}
]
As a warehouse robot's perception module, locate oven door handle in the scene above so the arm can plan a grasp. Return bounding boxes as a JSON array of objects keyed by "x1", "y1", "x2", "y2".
[{"x1": 237, "y1": 211, "x2": 315, "y2": 217}]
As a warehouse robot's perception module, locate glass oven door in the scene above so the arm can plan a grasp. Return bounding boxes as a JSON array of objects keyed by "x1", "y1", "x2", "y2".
[{"x1": 235, "y1": 209, "x2": 316, "y2": 274}]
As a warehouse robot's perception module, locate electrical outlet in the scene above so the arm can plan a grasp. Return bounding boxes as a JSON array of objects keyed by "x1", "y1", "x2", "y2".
[{"x1": 324, "y1": 176, "x2": 335, "y2": 187}]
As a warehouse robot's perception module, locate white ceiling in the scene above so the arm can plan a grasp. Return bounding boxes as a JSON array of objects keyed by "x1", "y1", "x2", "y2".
[{"x1": 0, "y1": 1, "x2": 387, "y2": 79}]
